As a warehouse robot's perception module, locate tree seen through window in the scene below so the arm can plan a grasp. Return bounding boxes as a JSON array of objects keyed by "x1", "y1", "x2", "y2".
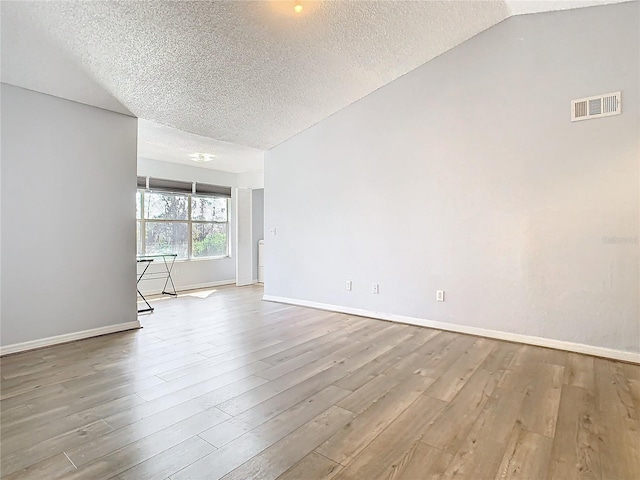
[{"x1": 137, "y1": 190, "x2": 229, "y2": 259}]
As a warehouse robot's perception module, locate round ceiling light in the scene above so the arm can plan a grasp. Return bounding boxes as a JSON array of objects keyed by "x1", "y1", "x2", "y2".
[{"x1": 294, "y1": 2, "x2": 303, "y2": 13}]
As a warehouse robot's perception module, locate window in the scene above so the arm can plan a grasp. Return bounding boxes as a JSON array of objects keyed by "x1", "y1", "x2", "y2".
[
  {"x1": 191, "y1": 196, "x2": 229, "y2": 258},
  {"x1": 136, "y1": 188, "x2": 229, "y2": 259}
]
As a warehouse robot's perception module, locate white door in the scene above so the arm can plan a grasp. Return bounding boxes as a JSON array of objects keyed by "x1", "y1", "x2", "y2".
[{"x1": 235, "y1": 188, "x2": 253, "y2": 286}]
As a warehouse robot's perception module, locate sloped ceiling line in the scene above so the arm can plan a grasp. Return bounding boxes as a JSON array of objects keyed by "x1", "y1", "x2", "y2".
[{"x1": 1, "y1": 0, "x2": 632, "y2": 155}]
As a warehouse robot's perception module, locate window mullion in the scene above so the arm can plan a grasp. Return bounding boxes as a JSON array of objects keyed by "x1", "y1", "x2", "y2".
[{"x1": 188, "y1": 194, "x2": 193, "y2": 259}]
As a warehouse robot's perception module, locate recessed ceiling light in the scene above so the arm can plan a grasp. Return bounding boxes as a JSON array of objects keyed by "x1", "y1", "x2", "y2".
[
  {"x1": 294, "y1": 2, "x2": 303, "y2": 13},
  {"x1": 189, "y1": 153, "x2": 215, "y2": 163}
]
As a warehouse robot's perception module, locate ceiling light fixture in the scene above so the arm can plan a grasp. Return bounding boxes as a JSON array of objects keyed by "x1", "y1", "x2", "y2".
[
  {"x1": 294, "y1": 2, "x2": 303, "y2": 14},
  {"x1": 189, "y1": 153, "x2": 215, "y2": 163}
]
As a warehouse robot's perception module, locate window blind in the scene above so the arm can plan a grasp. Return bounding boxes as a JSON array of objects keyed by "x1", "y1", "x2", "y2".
[
  {"x1": 195, "y1": 183, "x2": 232, "y2": 198},
  {"x1": 148, "y1": 178, "x2": 193, "y2": 193},
  {"x1": 137, "y1": 176, "x2": 232, "y2": 198}
]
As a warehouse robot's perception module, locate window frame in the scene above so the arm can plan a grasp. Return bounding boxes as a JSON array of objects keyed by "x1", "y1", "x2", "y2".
[{"x1": 137, "y1": 189, "x2": 230, "y2": 260}]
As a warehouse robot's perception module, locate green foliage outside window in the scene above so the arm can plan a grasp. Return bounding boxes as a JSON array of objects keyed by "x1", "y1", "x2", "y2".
[{"x1": 137, "y1": 190, "x2": 229, "y2": 259}]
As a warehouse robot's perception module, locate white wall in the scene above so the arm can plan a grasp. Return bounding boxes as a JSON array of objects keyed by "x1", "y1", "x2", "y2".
[
  {"x1": 238, "y1": 169, "x2": 264, "y2": 190},
  {"x1": 137, "y1": 158, "x2": 237, "y2": 293},
  {"x1": 235, "y1": 188, "x2": 253, "y2": 286},
  {"x1": 1, "y1": 84, "x2": 138, "y2": 347},
  {"x1": 252, "y1": 189, "x2": 265, "y2": 282},
  {"x1": 265, "y1": 3, "x2": 639, "y2": 356}
]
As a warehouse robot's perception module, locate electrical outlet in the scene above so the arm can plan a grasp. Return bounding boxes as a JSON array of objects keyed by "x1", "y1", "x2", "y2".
[
  {"x1": 372, "y1": 284, "x2": 379, "y2": 294},
  {"x1": 436, "y1": 290, "x2": 445, "y2": 302},
  {"x1": 269, "y1": 228, "x2": 277, "y2": 236},
  {"x1": 346, "y1": 280, "x2": 352, "y2": 291}
]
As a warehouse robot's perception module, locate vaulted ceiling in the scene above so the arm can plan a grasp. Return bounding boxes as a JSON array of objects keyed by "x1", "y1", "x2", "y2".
[{"x1": 1, "y1": 0, "x2": 630, "y2": 153}]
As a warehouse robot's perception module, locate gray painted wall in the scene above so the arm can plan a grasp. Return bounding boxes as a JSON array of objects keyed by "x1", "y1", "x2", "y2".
[
  {"x1": 265, "y1": 3, "x2": 639, "y2": 353},
  {"x1": 1, "y1": 84, "x2": 138, "y2": 346},
  {"x1": 252, "y1": 188, "x2": 265, "y2": 281}
]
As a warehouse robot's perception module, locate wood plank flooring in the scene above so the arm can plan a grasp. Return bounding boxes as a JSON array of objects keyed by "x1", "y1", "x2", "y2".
[{"x1": 1, "y1": 285, "x2": 639, "y2": 479}]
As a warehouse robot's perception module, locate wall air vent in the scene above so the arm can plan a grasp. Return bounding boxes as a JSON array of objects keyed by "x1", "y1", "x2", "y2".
[{"x1": 571, "y1": 92, "x2": 621, "y2": 122}]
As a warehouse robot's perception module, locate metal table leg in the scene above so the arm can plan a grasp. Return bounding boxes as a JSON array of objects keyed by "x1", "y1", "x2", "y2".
[
  {"x1": 161, "y1": 254, "x2": 177, "y2": 296},
  {"x1": 137, "y1": 259, "x2": 154, "y2": 313}
]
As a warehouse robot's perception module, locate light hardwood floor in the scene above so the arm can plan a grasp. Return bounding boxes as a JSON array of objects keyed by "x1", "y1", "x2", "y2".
[{"x1": 1, "y1": 285, "x2": 638, "y2": 479}]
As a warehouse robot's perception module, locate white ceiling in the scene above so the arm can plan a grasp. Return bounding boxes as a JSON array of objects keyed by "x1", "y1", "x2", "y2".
[
  {"x1": 505, "y1": 0, "x2": 629, "y2": 15},
  {"x1": 138, "y1": 119, "x2": 264, "y2": 174},
  {"x1": 1, "y1": 0, "x2": 631, "y2": 171}
]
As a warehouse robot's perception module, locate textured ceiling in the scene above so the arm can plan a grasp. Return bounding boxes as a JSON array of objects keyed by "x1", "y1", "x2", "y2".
[
  {"x1": 0, "y1": 5, "x2": 133, "y2": 117},
  {"x1": 1, "y1": 0, "x2": 632, "y2": 157},
  {"x1": 2, "y1": 1, "x2": 511, "y2": 150}
]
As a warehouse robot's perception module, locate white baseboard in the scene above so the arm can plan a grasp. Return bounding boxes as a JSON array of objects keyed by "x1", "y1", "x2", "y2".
[
  {"x1": 0, "y1": 321, "x2": 142, "y2": 356},
  {"x1": 139, "y1": 279, "x2": 236, "y2": 297},
  {"x1": 263, "y1": 295, "x2": 640, "y2": 364}
]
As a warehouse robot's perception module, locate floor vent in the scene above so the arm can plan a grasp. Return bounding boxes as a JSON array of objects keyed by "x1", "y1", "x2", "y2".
[{"x1": 571, "y1": 92, "x2": 621, "y2": 122}]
